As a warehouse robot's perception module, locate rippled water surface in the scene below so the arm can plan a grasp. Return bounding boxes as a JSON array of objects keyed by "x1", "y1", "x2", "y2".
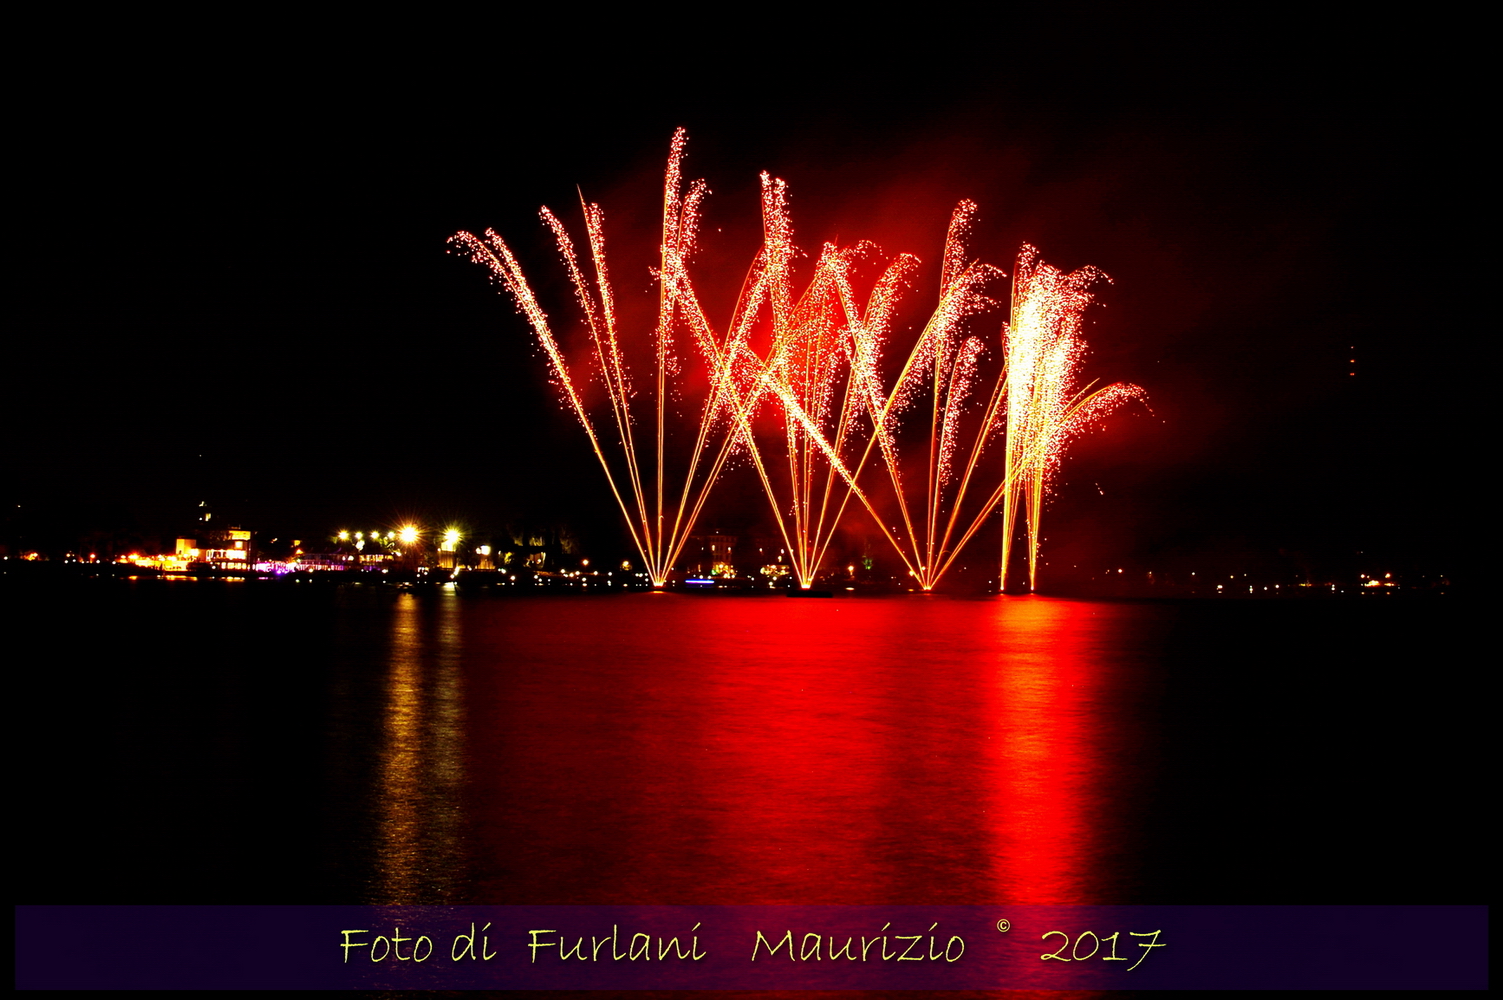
[{"x1": 19, "y1": 582, "x2": 1479, "y2": 907}]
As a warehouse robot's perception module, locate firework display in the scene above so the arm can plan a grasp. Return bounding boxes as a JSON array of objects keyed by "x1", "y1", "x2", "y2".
[{"x1": 455, "y1": 132, "x2": 1142, "y2": 590}]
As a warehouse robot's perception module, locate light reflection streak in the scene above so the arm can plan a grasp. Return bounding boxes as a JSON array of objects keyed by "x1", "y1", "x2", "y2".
[{"x1": 376, "y1": 590, "x2": 467, "y2": 902}]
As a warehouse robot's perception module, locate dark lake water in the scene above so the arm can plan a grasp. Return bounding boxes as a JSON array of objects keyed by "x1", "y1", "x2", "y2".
[{"x1": 17, "y1": 581, "x2": 1480, "y2": 909}]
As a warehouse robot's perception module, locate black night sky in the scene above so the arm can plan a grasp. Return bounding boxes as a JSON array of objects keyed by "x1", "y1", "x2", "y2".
[{"x1": 13, "y1": 17, "x2": 1469, "y2": 588}]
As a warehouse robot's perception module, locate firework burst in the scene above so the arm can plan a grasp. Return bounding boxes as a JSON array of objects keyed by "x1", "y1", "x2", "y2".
[
  {"x1": 450, "y1": 129, "x2": 742, "y2": 588},
  {"x1": 707, "y1": 173, "x2": 911, "y2": 589},
  {"x1": 999, "y1": 246, "x2": 1145, "y2": 591},
  {"x1": 831, "y1": 201, "x2": 1014, "y2": 591}
]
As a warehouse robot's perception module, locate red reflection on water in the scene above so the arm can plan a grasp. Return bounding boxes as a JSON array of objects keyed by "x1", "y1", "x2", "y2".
[
  {"x1": 981, "y1": 597, "x2": 1102, "y2": 903},
  {"x1": 450, "y1": 594, "x2": 1139, "y2": 905}
]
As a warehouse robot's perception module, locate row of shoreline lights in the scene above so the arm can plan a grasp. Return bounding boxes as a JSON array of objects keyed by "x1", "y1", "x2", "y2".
[
  {"x1": 332, "y1": 526, "x2": 635, "y2": 572},
  {"x1": 335, "y1": 526, "x2": 469, "y2": 555}
]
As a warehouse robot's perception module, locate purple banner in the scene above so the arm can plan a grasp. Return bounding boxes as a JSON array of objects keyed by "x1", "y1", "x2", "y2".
[{"x1": 15, "y1": 905, "x2": 1487, "y2": 990}]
